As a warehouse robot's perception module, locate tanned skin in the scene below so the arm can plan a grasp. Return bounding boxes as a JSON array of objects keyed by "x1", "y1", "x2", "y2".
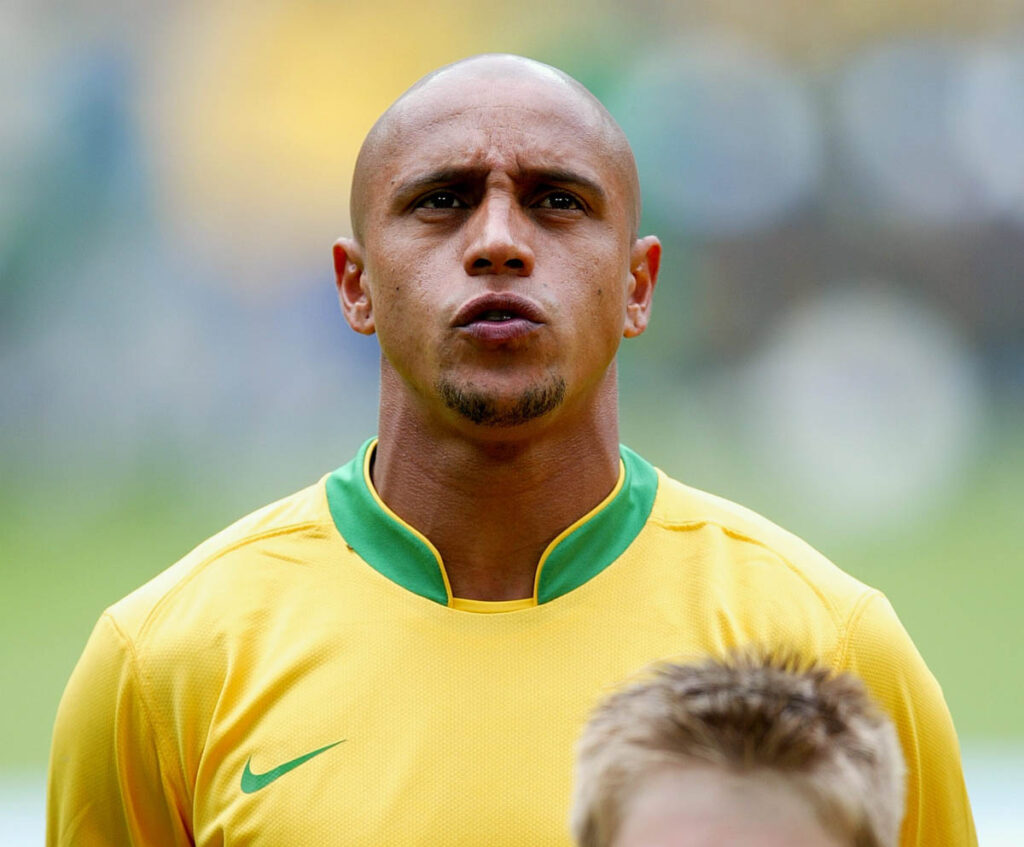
[{"x1": 333, "y1": 55, "x2": 661, "y2": 601}]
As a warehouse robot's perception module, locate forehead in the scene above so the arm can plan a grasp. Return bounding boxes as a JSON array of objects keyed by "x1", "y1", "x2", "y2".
[
  {"x1": 619, "y1": 768, "x2": 842, "y2": 847},
  {"x1": 376, "y1": 78, "x2": 622, "y2": 188}
]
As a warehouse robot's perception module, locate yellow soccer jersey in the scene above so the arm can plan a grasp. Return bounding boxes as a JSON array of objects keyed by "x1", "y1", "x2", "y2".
[{"x1": 48, "y1": 440, "x2": 976, "y2": 846}]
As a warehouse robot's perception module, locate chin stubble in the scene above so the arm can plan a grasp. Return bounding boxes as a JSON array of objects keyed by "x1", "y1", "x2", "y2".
[{"x1": 437, "y1": 376, "x2": 567, "y2": 427}]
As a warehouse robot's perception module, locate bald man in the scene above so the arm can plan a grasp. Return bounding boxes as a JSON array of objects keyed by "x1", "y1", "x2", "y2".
[{"x1": 48, "y1": 55, "x2": 975, "y2": 846}]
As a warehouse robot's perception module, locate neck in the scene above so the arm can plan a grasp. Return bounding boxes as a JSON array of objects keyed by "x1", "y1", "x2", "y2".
[{"x1": 372, "y1": 373, "x2": 622, "y2": 602}]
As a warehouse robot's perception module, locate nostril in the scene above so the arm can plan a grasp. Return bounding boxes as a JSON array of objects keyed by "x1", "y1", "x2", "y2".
[
  {"x1": 472, "y1": 258, "x2": 492, "y2": 269},
  {"x1": 505, "y1": 259, "x2": 524, "y2": 269}
]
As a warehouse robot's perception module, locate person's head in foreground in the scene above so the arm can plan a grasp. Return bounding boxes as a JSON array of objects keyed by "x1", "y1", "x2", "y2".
[{"x1": 571, "y1": 651, "x2": 906, "y2": 847}]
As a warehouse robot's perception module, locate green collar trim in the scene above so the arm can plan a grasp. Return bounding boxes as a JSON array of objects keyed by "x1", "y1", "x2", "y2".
[
  {"x1": 326, "y1": 439, "x2": 449, "y2": 605},
  {"x1": 325, "y1": 438, "x2": 658, "y2": 607}
]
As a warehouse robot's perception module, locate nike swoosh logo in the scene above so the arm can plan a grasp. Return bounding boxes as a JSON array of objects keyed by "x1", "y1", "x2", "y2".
[{"x1": 240, "y1": 740, "x2": 344, "y2": 793}]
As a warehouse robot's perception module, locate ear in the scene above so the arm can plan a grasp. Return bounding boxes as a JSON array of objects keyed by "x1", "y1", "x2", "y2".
[
  {"x1": 333, "y1": 238, "x2": 375, "y2": 335},
  {"x1": 623, "y1": 235, "x2": 661, "y2": 338}
]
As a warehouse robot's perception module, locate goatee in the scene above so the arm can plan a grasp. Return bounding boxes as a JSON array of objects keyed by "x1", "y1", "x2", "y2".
[{"x1": 437, "y1": 377, "x2": 567, "y2": 426}]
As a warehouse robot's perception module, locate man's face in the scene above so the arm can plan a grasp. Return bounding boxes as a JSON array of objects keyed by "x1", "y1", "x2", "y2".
[
  {"x1": 614, "y1": 767, "x2": 846, "y2": 847},
  {"x1": 341, "y1": 71, "x2": 657, "y2": 432}
]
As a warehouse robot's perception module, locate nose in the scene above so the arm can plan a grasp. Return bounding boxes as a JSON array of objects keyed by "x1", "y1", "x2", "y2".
[{"x1": 462, "y1": 195, "x2": 535, "y2": 277}]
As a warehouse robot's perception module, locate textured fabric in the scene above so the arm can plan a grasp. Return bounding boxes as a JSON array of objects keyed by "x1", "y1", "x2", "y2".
[{"x1": 47, "y1": 446, "x2": 976, "y2": 846}]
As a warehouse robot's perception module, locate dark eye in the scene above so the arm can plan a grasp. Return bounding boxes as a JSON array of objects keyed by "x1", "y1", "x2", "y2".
[
  {"x1": 536, "y1": 191, "x2": 583, "y2": 211},
  {"x1": 418, "y1": 191, "x2": 466, "y2": 209}
]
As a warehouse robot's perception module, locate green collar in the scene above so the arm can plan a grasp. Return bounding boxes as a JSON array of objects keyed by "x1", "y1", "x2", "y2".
[{"x1": 325, "y1": 438, "x2": 658, "y2": 607}]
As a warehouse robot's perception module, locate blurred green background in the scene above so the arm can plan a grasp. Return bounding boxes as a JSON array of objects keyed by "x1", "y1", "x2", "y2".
[{"x1": 2, "y1": 0, "x2": 1022, "y2": 841}]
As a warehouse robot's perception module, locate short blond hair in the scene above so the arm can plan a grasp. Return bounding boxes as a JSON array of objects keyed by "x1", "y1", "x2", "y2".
[{"x1": 570, "y1": 651, "x2": 905, "y2": 847}]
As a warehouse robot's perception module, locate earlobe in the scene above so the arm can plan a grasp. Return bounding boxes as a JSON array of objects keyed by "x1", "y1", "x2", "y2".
[
  {"x1": 333, "y1": 239, "x2": 375, "y2": 335},
  {"x1": 623, "y1": 235, "x2": 661, "y2": 338}
]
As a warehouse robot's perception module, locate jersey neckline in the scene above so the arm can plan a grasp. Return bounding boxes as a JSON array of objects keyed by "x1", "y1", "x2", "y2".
[{"x1": 325, "y1": 438, "x2": 658, "y2": 610}]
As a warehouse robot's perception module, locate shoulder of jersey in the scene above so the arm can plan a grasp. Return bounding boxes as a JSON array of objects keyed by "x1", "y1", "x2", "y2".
[
  {"x1": 651, "y1": 468, "x2": 874, "y2": 601},
  {"x1": 104, "y1": 477, "x2": 332, "y2": 637}
]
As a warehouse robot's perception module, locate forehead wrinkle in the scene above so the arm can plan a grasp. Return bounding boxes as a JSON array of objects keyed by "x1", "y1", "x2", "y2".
[
  {"x1": 387, "y1": 115, "x2": 608, "y2": 191},
  {"x1": 393, "y1": 101, "x2": 608, "y2": 163}
]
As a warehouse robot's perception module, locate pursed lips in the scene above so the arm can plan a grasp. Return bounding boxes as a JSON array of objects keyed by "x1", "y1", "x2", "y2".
[
  {"x1": 452, "y1": 293, "x2": 545, "y2": 343},
  {"x1": 452, "y1": 293, "x2": 546, "y2": 328}
]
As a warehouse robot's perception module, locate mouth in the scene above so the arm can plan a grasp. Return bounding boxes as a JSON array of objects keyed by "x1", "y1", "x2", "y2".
[{"x1": 452, "y1": 294, "x2": 546, "y2": 328}]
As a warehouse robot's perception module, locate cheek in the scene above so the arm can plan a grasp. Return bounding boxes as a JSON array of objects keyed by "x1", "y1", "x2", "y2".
[
  {"x1": 368, "y1": 267, "x2": 449, "y2": 371},
  {"x1": 575, "y1": 258, "x2": 630, "y2": 336},
  {"x1": 368, "y1": 251, "x2": 424, "y2": 320},
  {"x1": 367, "y1": 232, "x2": 459, "y2": 320}
]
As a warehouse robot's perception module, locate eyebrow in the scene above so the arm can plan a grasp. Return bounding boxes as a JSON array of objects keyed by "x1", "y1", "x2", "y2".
[{"x1": 392, "y1": 167, "x2": 607, "y2": 204}]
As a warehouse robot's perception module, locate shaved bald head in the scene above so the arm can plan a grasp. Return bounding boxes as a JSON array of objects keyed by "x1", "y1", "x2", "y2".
[{"x1": 350, "y1": 54, "x2": 641, "y2": 242}]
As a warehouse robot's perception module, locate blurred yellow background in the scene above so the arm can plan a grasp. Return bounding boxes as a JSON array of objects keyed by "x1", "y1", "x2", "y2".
[{"x1": 2, "y1": 0, "x2": 1022, "y2": 841}]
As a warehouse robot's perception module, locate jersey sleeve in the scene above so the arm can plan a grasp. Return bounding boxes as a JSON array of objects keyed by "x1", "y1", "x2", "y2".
[
  {"x1": 47, "y1": 612, "x2": 192, "y2": 847},
  {"x1": 838, "y1": 591, "x2": 977, "y2": 847}
]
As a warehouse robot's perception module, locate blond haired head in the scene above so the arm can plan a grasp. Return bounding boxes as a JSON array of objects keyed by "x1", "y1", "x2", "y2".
[{"x1": 571, "y1": 651, "x2": 905, "y2": 847}]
